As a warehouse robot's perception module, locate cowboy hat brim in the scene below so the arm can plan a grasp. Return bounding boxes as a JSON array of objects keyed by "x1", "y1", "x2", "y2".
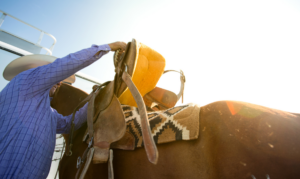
[{"x1": 3, "y1": 54, "x2": 76, "y2": 84}]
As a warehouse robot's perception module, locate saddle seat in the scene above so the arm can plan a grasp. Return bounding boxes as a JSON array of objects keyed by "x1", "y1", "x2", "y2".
[{"x1": 118, "y1": 43, "x2": 166, "y2": 107}]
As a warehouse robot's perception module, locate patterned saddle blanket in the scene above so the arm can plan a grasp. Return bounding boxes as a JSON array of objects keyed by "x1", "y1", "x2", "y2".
[{"x1": 111, "y1": 103, "x2": 200, "y2": 149}]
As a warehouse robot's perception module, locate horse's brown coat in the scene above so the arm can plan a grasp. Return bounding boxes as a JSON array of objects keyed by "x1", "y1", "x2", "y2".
[
  {"x1": 54, "y1": 84, "x2": 300, "y2": 179},
  {"x1": 50, "y1": 83, "x2": 88, "y2": 146}
]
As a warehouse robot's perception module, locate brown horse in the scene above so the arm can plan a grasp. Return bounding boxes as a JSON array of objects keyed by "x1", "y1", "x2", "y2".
[
  {"x1": 50, "y1": 83, "x2": 88, "y2": 149},
  {"x1": 53, "y1": 84, "x2": 300, "y2": 179}
]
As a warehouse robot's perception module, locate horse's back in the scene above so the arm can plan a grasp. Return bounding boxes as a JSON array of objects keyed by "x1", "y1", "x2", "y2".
[
  {"x1": 59, "y1": 100, "x2": 300, "y2": 179},
  {"x1": 198, "y1": 100, "x2": 300, "y2": 178},
  {"x1": 113, "y1": 101, "x2": 300, "y2": 179}
]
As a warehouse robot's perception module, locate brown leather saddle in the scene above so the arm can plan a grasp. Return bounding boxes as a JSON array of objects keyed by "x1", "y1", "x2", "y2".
[
  {"x1": 143, "y1": 70, "x2": 185, "y2": 111},
  {"x1": 86, "y1": 39, "x2": 163, "y2": 164},
  {"x1": 67, "y1": 39, "x2": 185, "y2": 179}
]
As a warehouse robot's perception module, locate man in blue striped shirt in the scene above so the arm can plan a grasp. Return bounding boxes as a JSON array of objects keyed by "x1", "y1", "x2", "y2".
[{"x1": 0, "y1": 41, "x2": 126, "y2": 178}]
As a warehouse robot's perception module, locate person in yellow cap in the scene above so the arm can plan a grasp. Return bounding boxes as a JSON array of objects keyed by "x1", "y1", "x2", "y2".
[{"x1": 0, "y1": 41, "x2": 126, "y2": 178}]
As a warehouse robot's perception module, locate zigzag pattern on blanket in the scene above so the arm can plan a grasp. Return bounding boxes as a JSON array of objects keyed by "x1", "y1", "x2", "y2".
[{"x1": 121, "y1": 103, "x2": 200, "y2": 147}]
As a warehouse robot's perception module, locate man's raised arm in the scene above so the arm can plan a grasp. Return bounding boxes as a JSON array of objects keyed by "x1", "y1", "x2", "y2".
[{"x1": 19, "y1": 42, "x2": 126, "y2": 98}]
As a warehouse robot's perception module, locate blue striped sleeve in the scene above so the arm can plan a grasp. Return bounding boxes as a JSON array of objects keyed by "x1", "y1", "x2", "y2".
[
  {"x1": 54, "y1": 102, "x2": 88, "y2": 134},
  {"x1": 19, "y1": 44, "x2": 110, "y2": 99}
]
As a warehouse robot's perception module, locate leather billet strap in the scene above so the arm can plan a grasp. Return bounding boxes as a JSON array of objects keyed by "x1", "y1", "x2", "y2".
[
  {"x1": 87, "y1": 92, "x2": 96, "y2": 142},
  {"x1": 67, "y1": 93, "x2": 93, "y2": 156},
  {"x1": 67, "y1": 82, "x2": 108, "y2": 156},
  {"x1": 75, "y1": 147, "x2": 88, "y2": 179},
  {"x1": 79, "y1": 147, "x2": 94, "y2": 179},
  {"x1": 163, "y1": 70, "x2": 186, "y2": 103},
  {"x1": 122, "y1": 70, "x2": 158, "y2": 164},
  {"x1": 108, "y1": 149, "x2": 114, "y2": 179},
  {"x1": 75, "y1": 137, "x2": 94, "y2": 179}
]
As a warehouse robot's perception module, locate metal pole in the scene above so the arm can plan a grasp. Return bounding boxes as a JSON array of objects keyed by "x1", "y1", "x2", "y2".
[
  {"x1": 0, "y1": 13, "x2": 6, "y2": 27},
  {"x1": 37, "y1": 32, "x2": 44, "y2": 45},
  {"x1": 54, "y1": 140, "x2": 65, "y2": 179}
]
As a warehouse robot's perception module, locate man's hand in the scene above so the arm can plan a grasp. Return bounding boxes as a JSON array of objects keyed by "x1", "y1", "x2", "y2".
[
  {"x1": 95, "y1": 41, "x2": 127, "y2": 56},
  {"x1": 108, "y1": 41, "x2": 127, "y2": 51}
]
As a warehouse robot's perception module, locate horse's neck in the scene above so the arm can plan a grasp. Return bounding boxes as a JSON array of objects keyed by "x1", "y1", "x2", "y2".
[
  {"x1": 51, "y1": 84, "x2": 89, "y2": 143},
  {"x1": 51, "y1": 84, "x2": 88, "y2": 115}
]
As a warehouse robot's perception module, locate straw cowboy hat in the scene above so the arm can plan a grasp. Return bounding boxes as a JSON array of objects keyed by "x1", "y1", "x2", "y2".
[{"x1": 3, "y1": 54, "x2": 75, "y2": 84}]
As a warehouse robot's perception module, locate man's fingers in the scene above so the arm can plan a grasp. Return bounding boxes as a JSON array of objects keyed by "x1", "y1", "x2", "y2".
[
  {"x1": 119, "y1": 42, "x2": 127, "y2": 50},
  {"x1": 108, "y1": 41, "x2": 127, "y2": 51},
  {"x1": 115, "y1": 42, "x2": 126, "y2": 51}
]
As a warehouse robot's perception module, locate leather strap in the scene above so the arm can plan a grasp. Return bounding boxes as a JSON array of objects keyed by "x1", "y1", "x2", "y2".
[
  {"x1": 67, "y1": 92, "x2": 94, "y2": 156},
  {"x1": 108, "y1": 149, "x2": 114, "y2": 179},
  {"x1": 79, "y1": 147, "x2": 95, "y2": 179},
  {"x1": 87, "y1": 92, "x2": 96, "y2": 142},
  {"x1": 75, "y1": 147, "x2": 88, "y2": 179},
  {"x1": 163, "y1": 70, "x2": 186, "y2": 103},
  {"x1": 122, "y1": 70, "x2": 158, "y2": 164},
  {"x1": 67, "y1": 83, "x2": 107, "y2": 156},
  {"x1": 75, "y1": 136, "x2": 93, "y2": 179}
]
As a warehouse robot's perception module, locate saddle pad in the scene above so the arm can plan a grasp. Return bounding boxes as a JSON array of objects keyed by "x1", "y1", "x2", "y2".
[{"x1": 121, "y1": 103, "x2": 200, "y2": 147}]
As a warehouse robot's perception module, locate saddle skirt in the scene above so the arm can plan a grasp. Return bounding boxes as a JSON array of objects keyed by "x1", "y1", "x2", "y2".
[{"x1": 111, "y1": 103, "x2": 200, "y2": 150}]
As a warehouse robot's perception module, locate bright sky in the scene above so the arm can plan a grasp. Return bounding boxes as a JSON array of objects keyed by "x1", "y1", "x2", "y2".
[{"x1": 1, "y1": 0, "x2": 300, "y2": 178}]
